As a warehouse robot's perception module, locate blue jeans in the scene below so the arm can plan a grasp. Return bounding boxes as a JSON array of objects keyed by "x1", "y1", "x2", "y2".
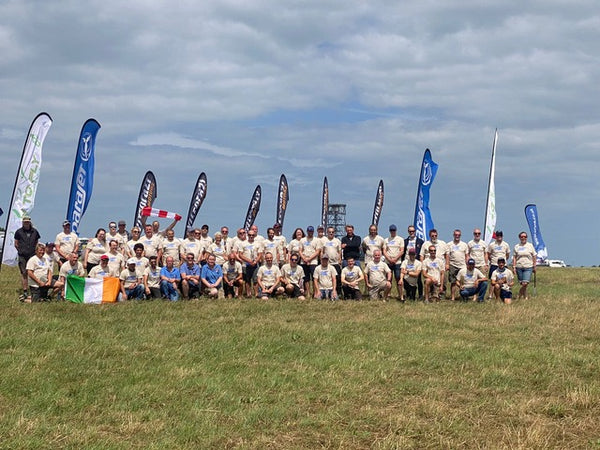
[
  {"x1": 160, "y1": 280, "x2": 180, "y2": 301},
  {"x1": 460, "y1": 281, "x2": 488, "y2": 302},
  {"x1": 125, "y1": 285, "x2": 144, "y2": 300}
]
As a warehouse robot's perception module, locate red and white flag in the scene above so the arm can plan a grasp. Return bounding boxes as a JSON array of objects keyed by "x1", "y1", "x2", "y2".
[{"x1": 142, "y1": 206, "x2": 181, "y2": 221}]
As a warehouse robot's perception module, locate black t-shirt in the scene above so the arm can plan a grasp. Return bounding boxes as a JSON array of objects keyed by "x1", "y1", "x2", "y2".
[
  {"x1": 14, "y1": 226, "x2": 41, "y2": 258},
  {"x1": 341, "y1": 235, "x2": 362, "y2": 260}
]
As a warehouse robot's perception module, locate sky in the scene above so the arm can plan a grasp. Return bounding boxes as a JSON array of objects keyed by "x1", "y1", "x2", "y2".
[{"x1": 1, "y1": 1, "x2": 598, "y2": 266}]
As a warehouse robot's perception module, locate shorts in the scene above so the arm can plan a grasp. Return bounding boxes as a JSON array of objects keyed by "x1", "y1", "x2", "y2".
[
  {"x1": 500, "y1": 289, "x2": 512, "y2": 300},
  {"x1": 244, "y1": 264, "x2": 257, "y2": 283},
  {"x1": 448, "y1": 265, "x2": 461, "y2": 284},
  {"x1": 19, "y1": 255, "x2": 33, "y2": 275},
  {"x1": 516, "y1": 267, "x2": 533, "y2": 283},
  {"x1": 286, "y1": 284, "x2": 302, "y2": 298},
  {"x1": 301, "y1": 264, "x2": 317, "y2": 282}
]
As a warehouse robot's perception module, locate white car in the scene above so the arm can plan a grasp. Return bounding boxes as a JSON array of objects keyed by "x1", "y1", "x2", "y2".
[{"x1": 546, "y1": 259, "x2": 566, "y2": 268}]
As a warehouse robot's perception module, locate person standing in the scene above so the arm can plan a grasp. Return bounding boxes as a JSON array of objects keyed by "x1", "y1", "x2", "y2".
[
  {"x1": 486, "y1": 230, "x2": 510, "y2": 298},
  {"x1": 401, "y1": 248, "x2": 423, "y2": 301},
  {"x1": 446, "y1": 229, "x2": 469, "y2": 301},
  {"x1": 384, "y1": 224, "x2": 404, "y2": 295},
  {"x1": 512, "y1": 232, "x2": 537, "y2": 300},
  {"x1": 422, "y1": 245, "x2": 445, "y2": 302},
  {"x1": 404, "y1": 225, "x2": 424, "y2": 299},
  {"x1": 362, "y1": 224, "x2": 385, "y2": 266},
  {"x1": 467, "y1": 228, "x2": 488, "y2": 275},
  {"x1": 14, "y1": 216, "x2": 41, "y2": 300},
  {"x1": 341, "y1": 224, "x2": 362, "y2": 268},
  {"x1": 54, "y1": 220, "x2": 79, "y2": 264}
]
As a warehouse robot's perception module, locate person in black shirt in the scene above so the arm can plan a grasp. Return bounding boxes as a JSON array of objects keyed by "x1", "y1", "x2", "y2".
[
  {"x1": 341, "y1": 224, "x2": 362, "y2": 268},
  {"x1": 403, "y1": 225, "x2": 424, "y2": 299},
  {"x1": 14, "y1": 216, "x2": 41, "y2": 299}
]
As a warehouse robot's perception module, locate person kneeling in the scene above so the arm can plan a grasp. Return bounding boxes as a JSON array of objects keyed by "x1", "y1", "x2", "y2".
[
  {"x1": 257, "y1": 252, "x2": 284, "y2": 300},
  {"x1": 458, "y1": 258, "x2": 488, "y2": 302},
  {"x1": 201, "y1": 255, "x2": 224, "y2": 299},
  {"x1": 491, "y1": 258, "x2": 514, "y2": 304}
]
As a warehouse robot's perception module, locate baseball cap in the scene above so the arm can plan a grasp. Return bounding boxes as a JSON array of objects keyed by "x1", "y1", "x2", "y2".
[
  {"x1": 389, "y1": 224, "x2": 397, "y2": 231},
  {"x1": 100, "y1": 255, "x2": 109, "y2": 261},
  {"x1": 307, "y1": 226, "x2": 314, "y2": 232},
  {"x1": 317, "y1": 225, "x2": 324, "y2": 230},
  {"x1": 321, "y1": 254, "x2": 329, "y2": 259},
  {"x1": 118, "y1": 220, "x2": 126, "y2": 226},
  {"x1": 467, "y1": 258, "x2": 476, "y2": 265},
  {"x1": 127, "y1": 258, "x2": 137, "y2": 264},
  {"x1": 273, "y1": 223, "x2": 281, "y2": 228},
  {"x1": 22, "y1": 216, "x2": 31, "y2": 222},
  {"x1": 45, "y1": 242, "x2": 55, "y2": 247},
  {"x1": 201, "y1": 224, "x2": 209, "y2": 230},
  {"x1": 63, "y1": 220, "x2": 70, "y2": 226},
  {"x1": 408, "y1": 248, "x2": 416, "y2": 254}
]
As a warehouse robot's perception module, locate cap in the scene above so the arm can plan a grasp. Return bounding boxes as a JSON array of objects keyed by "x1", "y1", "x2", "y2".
[
  {"x1": 45, "y1": 242, "x2": 55, "y2": 247},
  {"x1": 321, "y1": 254, "x2": 329, "y2": 259},
  {"x1": 389, "y1": 224, "x2": 397, "y2": 231},
  {"x1": 307, "y1": 226, "x2": 314, "y2": 232},
  {"x1": 317, "y1": 225, "x2": 324, "y2": 230},
  {"x1": 100, "y1": 255, "x2": 109, "y2": 261},
  {"x1": 273, "y1": 223, "x2": 281, "y2": 228},
  {"x1": 22, "y1": 216, "x2": 31, "y2": 222},
  {"x1": 408, "y1": 248, "x2": 416, "y2": 254},
  {"x1": 118, "y1": 220, "x2": 126, "y2": 226},
  {"x1": 201, "y1": 224, "x2": 209, "y2": 230},
  {"x1": 127, "y1": 258, "x2": 137, "y2": 265},
  {"x1": 467, "y1": 258, "x2": 476, "y2": 265},
  {"x1": 63, "y1": 220, "x2": 71, "y2": 226}
]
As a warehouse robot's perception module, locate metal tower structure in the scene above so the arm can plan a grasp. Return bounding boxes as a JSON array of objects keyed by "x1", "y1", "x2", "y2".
[{"x1": 327, "y1": 203, "x2": 346, "y2": 239}]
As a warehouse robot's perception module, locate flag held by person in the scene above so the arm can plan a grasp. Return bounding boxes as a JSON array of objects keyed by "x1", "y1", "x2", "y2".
[
  {"x1": 65, "y1": 275, "x2": 120, "y2": 304},
  {"x1": 142, "y1": 206, "x2": 182, "y2": 221}
]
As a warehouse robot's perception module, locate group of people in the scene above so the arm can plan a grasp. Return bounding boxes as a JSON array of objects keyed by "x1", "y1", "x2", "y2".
[{"x1": 11, "y1": 215, "x2": 537, "y2": 304}]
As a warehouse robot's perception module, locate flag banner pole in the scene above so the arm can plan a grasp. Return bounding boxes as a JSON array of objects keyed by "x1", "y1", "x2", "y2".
[
  {"x1": 183, "y1": 172, "x2": 207, "y2": 237},
  {"x1": 243, "y1": 185, "x2": 262, "y2": 231},
  {"x1": 321, "y1": 177, "x2": 329, "y2": 228},
  {"x1": 524, "y1": 204, "x2": 548, "y2": 264},
  {"x1": 1, "y1": 112, "x2": 52, "y2": 268},
  {"x1": 483, "y1": 129, "x2": 498, "y2": 244},
  {"x1": 66, "y1": 118, "x2": 101, "y2": 235},
  {"x1": 133, "y1": 171, "x2": 158, "y2": 229},
  {"x1": 412, "y1": 149, "x2": 439, "y2": 242},
  {"x1": 275, "y1": 174, "x2": 289, "y2": 229},
  {"x1": 372, "y1": 179, "x2": 384, "y2": 227}
]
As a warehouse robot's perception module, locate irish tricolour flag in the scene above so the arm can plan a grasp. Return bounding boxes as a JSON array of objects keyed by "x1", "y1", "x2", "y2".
[{"x1": 65, "y1": 275, "x2": 120, "y2": 304}]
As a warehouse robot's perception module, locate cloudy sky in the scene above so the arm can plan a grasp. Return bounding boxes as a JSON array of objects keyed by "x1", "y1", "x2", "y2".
[{"x1": 1, "y1": 1, "x2": 598, "y2": 266}]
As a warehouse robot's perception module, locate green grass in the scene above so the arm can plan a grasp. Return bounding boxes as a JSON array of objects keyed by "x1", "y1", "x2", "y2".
[{"x1": 0, "y1": 266, "x2": 599, "y2": 448}]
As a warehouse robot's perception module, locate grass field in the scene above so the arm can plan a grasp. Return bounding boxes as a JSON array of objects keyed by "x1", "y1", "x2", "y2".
[{"x1": 0, "y1": 266, "x2": 598, "y2": 449}]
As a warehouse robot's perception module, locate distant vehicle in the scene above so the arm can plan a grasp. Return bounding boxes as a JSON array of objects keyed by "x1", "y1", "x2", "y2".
[
  {"x1": 546, "y1": 259, "x2": 567, "y2": 268},
  {"x1": 78, "y1": 238, "x2": 89, "y2": 258}
]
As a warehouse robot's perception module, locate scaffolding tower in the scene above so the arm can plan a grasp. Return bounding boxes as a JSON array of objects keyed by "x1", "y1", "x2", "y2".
[{"x1": 327, "y1": 204, "x2": 347, "y2": 239}]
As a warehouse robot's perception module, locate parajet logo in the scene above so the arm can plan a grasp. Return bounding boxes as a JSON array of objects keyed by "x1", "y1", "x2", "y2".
[
  {"x1": 422, "y1": 161, "x2": 432, "y2": 186},
  {"x1": 80, "y1": 132, "x2": 93, "y2": 161}
]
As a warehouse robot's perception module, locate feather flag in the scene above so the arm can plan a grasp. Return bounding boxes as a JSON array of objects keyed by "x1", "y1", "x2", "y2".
[
  {"x1": 413, "y1": 149, "x2": 439, "y2": 242},
  {"x1": 275, "y1": 174, "x2": 289, "y2": 228},
  {"x1": 484, "y1": 130, "x2": 498, "y2": 244},
  {"x1": 243, "y1": 185, "x2": 262, "y2": 231},
  {"x1": 184, "y1": 172, "x2": 207, "y2": 236},
  {"x1": 321, "y1": 177, "x2": 329, "y2": 228},
  {"x1": 372, "y1": 180, "x2": 384, "y2": 227},
  {"x1": 524, "y1": 204, "x2": 548, "y2": 263},
  {"x1": 133, "y1": 171, "x2": 158, "y2": 229},
  {"x1": 66, "y1": 118, "x2": 101, "y2": 235},
  {"x1": 1, "y1": 113, "x2": 52, "y2": 267}
]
